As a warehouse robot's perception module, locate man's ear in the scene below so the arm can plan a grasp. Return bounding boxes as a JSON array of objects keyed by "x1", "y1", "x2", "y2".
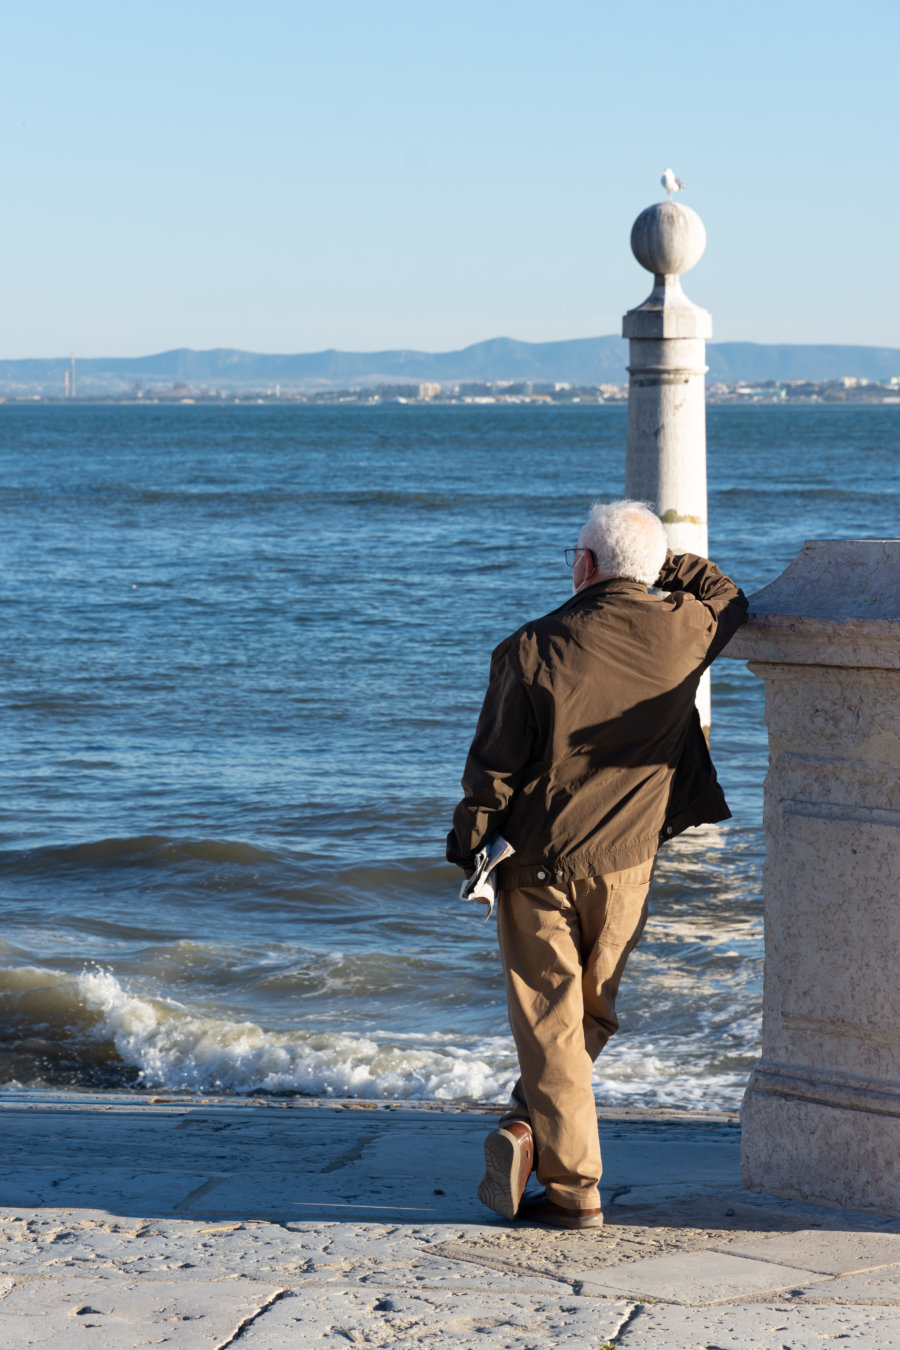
[{"x1": 573, "y1": 555, "x2": 597, "y2": 594}]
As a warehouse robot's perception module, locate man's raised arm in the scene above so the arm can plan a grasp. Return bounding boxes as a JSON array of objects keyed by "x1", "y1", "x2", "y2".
[{"x1": 655, "y1": 549, "x2": 748, "y2": 659}]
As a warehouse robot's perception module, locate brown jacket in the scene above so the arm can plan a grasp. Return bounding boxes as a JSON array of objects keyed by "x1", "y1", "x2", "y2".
[{"x1": 446, "y1": 551, "x2": 748, "y2": 887}]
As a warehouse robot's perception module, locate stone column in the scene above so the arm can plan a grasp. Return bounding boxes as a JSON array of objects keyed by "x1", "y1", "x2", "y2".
[
  {"x1": 724, "y1": 538, "x2": 900, "y2": 1214},
  {"x1": 623, "y1": 198, "x2": 713, "y2": 726}
]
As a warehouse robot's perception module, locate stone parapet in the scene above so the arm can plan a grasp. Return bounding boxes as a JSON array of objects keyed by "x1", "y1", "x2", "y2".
[
  {"x1": 724, "y1": 537, "x2": 900, "y2": 1215},
  {"x1": 726, "y1": 538, "x2": 900, "y2": 669}
]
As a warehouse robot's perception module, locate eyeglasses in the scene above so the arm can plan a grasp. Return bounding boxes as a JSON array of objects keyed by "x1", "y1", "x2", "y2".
[{"x1": 564, "y1": 547, "x2": 596, "y2": 570}]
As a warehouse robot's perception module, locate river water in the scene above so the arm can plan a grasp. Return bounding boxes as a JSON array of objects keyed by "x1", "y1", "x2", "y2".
[{"x1": 1, "y1": 402, "x2": 895, "y2": 1108}]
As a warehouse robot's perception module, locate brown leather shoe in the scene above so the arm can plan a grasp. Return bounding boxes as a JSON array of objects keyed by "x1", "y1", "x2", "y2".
[
  {"x1": 477, "y1": 1121, "x2": 534, "y2": 1219},
  {"x1": 517, "y1": 1192, "x2": 604, "y2": 1229}
]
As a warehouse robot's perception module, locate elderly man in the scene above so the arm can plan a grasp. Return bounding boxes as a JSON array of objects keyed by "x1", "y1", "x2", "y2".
[{"x1": 447, "y1": 500, "x2": 747, "y2": 1229}]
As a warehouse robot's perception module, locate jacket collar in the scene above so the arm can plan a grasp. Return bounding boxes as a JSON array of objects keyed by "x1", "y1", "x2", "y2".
[{"x1": 555, "y1": 577, "x2": 648, "y2": 616}]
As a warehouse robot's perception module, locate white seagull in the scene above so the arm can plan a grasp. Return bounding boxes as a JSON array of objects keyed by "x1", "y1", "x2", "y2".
[{"x1": 661, "y1": 168, "x2": 685, "y2": 200}]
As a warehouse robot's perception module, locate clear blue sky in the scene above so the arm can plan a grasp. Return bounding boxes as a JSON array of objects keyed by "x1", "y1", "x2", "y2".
[{"x1": 2, "y1": 0, "x2": 897, "y2": 357}]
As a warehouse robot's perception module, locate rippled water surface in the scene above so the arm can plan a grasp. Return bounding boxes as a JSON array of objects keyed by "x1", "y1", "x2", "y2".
[{"x1": 1, "y1": 403, "x2": 896, "y2": 1106}]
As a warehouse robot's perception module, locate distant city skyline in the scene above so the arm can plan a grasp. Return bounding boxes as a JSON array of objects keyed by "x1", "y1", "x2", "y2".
[
  {"x1": 4, "y1": 336, "x2": 898, "y2": 403},
  {"x1": 2, "y1": 1, "x2": 897, "y2": 358}
]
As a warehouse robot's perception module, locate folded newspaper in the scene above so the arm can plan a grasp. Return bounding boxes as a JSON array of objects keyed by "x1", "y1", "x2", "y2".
[{"x1": 459, "y1": 835, "x2": 515, "y2": 920}]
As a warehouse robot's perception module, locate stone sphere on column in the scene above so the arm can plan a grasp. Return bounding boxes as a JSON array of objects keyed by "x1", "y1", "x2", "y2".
[{"x1": 630, "y1": 201, "x2": 706, "y2": 277}]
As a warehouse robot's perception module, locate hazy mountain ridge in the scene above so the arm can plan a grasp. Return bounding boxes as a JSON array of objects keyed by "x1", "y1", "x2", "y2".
[{"x1": 2, "y1": 336, "x2": 899, "y2": 394}]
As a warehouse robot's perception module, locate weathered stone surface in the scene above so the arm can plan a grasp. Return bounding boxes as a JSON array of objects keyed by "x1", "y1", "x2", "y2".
[
  {"x1": 622, "y1": 197, "x2": 711, "y2": 562},
  {"x1": 622, "y1": 194, "x2": 713, "y2": 723},
  {"x1": 0, "y1": 1276, "x2": 283, "y2": 1348},
  {"x1": 0, "y1": 1100, "x2": 742, "y2": 1223},
  {"x1": 576, "y1": 1248, "x2": 830, "y2": 1306},
  {"x1": 794, "y1": 1265, "x2": 900, "y2": 1302},
  {"x1": 724, "y1": 538, "x2": 900, "y2": 1214},
  {"x1": 630, "y1": 200, "x2": 707, "y2": 278},
  {"x1": 614, "y1": 1302, "x2": 900, "y2": 1347},
  {"x1": 727, "y1": 538, "x2": 900, "y2": 668},
  {"x1": 0, "y1": 1099, "x2": 897, "y2": 1349},
  {"x1": 235, "y1": 1287, "x2": 635, "y2": 1348},
  {"x1": 718, "y1": 1228, "x2": 900, "y2": 1276}
]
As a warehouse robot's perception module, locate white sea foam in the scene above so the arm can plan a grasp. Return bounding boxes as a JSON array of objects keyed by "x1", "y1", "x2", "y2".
[
  {"x1": 77, "y1": 969, "x2": 517, "y2": 1101},
  {"x1": 0, "y1": 962, "x2": 756, "y2": 1109}
]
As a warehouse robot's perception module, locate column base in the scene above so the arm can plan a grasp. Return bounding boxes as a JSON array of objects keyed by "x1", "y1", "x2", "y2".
[{"x1": 741, "y1": 1064, "x2": 900, "y2": 1216}]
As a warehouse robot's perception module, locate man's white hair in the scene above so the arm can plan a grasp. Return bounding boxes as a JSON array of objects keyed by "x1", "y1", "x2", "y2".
[{"x1": 578, "y1": 500, "x2": 668, "y2": 585}]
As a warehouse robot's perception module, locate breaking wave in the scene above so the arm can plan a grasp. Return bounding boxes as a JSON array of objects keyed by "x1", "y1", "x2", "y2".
[
  {"x1": 0, "y1": 964, "x2": 516, "y2": 1102},
  {"x1": 0, "y1": 963, "x2": 754, "y2": 1110}
]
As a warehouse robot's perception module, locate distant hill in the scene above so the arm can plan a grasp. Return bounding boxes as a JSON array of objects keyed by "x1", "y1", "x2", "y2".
[
  {"x1": 2, "y1": 337, "x2": 899, "y2": 395},
  {"x1": 707, "y1": 343, "x2": 900, "y2": 383}
]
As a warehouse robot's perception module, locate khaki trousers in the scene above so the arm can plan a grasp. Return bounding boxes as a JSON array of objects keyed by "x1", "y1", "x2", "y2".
[{"x1": 497, "y1": 858, "x2": 654, "y2": 1210}]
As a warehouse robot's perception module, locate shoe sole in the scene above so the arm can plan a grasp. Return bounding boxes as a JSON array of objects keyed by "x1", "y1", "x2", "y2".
[
  {"x1": 523, "y1": 1207, "x2": 604, "y2": 1230},
  {"x1": 477, "y1": 1129, "x2": 530, "y2": 1219}
]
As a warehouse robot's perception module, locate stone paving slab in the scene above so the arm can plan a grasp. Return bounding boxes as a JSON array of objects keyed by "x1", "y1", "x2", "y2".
[
  {"x1": 0, "y1": 1210, "x2": 310, "y2": 1279},
  {"x1": 431, "y1": 1222, "x2": 773, "y2": 1289},
  {"x1": 233, "y1": 1285, "x2": 635, "y2": 1349},
  {"x1": 576, "y1": 1248, "x2": 831, "y2": 1305},
  {"x1": 614, "y1": 1301, "x2": 900, "y2": 1347},
  {"x1": 0, "y1": 1275, "x2": 283, "y2": 1348},
  {"x1": 0, "y1": 1103, "x2": 491, "y2": 1223},
  {"x1": 716, "y1": 1227, "x2": 900, "y2": 1276},
  {"x1": 1, "y1": 1096, "x2": 899, "y2": 1349},
  {"x1": 0, "y1": 1169, "x2": 216, "y2": 1215},
  {"x1": 0, "y1": 1209, "x2": 538, "y2": 1288},
  {"x1": 793, "y1": 1264, "x2": 900, "y2": 1303},
  {"x1": 430, "y1": 1195, "x2": 900, "y2": 1292},
  {"x1": 615, "y1": 1188, "x2": 900, "y2": 1233},
  {"x1": 0, "y1": 1099, "x2": 744, "y2": 1225},
  {"x1": 182, "y1": 1172, "x2": 462, "y2": 1223}
]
